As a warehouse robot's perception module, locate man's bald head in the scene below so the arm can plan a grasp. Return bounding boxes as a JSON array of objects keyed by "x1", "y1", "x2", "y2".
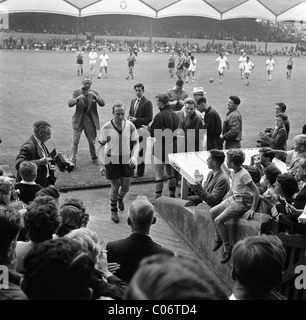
[{"x1": 128, "y1": 196, "x2": 155, "y2": 230}]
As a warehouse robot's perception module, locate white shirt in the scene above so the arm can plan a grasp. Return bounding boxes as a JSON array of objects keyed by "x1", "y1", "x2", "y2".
[
  {"x1": 244, "y1": 61, "x2": 254, "y2": 73},
  {"x1": 99, "y1": 53, "x2": 109, "y2": 66},
  {"x1": 33, "y1": 135, "x2": 50, "y2": 177},
  {"x1": 89, "y1": 51, "x2": 98, "y2": 61},
  {"x1": 266, "y1": 58, "x2": 275, "y2": 70},
  {"x1": 215, "y1": 56, "x2": 228, "y2": 70},
  {"x1": 238, "y1": 55, "x2": 246, "y2": 69}
]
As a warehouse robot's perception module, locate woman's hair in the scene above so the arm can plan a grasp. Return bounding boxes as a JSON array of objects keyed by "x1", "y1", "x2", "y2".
[
  {"x1": 65, "y1": 228, "x2": 101, "y2": 262},
  {"x1": 22, "y1": 238, "x2": 94, "y2": 300},
  {"x1": 24, "y1": 196, "x2": 60, "y2": 242},
  {"x1": 264, "y1": 164, "x2": 281, "y2": 186},
  {"x1": 56, "y1": 199, "x2": 89, "y2": 237},
  {"x1": 276, "y1": 173, "x2": 299, "y2": 198},
  {"x1": 35, "y1": 185, "x2": 60, "y2": 200},
  {"x1": 126, "y1": 254, "x2": 228, "y2": 300}
]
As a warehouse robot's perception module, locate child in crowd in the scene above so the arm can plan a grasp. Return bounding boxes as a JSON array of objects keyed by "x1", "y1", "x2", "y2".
[
  {"x1": 15, "y1": 161, "x2": 42, "y2": 204},
  {"x1": 209, "y1": 149, "x2": 259, "y2": 264}
]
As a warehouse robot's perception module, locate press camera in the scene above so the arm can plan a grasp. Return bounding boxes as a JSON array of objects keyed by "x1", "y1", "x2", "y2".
[{"x1": 50, "y1": 149, "x2": 75, "y2": 173}]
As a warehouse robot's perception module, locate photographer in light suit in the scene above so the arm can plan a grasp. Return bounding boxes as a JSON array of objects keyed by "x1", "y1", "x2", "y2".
[
  {"x1": 15, "y1": 121, "x2": 55, "y2": 188},
  {"x1": 68, "y1": 76, "x2": 105, "y2": 167}
]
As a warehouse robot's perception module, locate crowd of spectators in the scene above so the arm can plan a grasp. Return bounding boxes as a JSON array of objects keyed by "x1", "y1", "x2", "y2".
[
  {"x1": 1, "y1": 33, "x2": 299, "y2": 57},
  {"x1": 2, "y1": 13, "x2": 305, "y2": 55}
]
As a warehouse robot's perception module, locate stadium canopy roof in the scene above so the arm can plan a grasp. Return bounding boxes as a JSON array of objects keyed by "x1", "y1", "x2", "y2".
[{"x1": 1, "y1": 0, "x2": 306, "y2": 22}]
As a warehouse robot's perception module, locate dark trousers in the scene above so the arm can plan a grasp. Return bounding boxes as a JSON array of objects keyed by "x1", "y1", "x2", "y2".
[{"x1": 136, "y1": 135, "x2": 147, "y2": 176}]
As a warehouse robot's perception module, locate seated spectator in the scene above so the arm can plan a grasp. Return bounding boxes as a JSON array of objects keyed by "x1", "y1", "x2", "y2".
[
  {"x1": 0, "y1": 177, "x2": 14, "y2": 207},
  {"x1": 292, "y1": 158, "x2": 306, "y2": 209},
  {"x1": 251, "y1": 148, "x2": 275, "y2": 175},
  {"x1": 0, "y1": 207, "x2": 27, "y2": 300},
  {"x1": 261, "y1": 164, "x2": 282, "y2": 199},
  {"x1": 230, "y1": 234, "x2": 286, "y2": 300},
  {"x1": 106, "y1": 196, "x2": 174, "y2": 283},
  {"x1": 267, "y1": 173, "x2": 301, "y2": 234},
  {"x1": 35, "y1": 185, "x2": 60, "y2": 206},
  {"x1": 21, "y1": 238, "x2": 95, "y2": 300},
  {"x1": 209, "y1": 149, "x2": 259, "y2": 264},
  {"x1": 126, "y1": 253, "x2": 228, "y2": 300},
  {"x1": 260, "y1": 134, "x2": 306, "y2": 176},
  {"x1": 15, "y1": 161, "x2": 42, "y2": 204},
  {"x1": 56, "y1": 198, "x2": 89, "y2": 237},
  {"x1": 0, "y1": 176, "x2": 27, "y2": 214},
  {"x1": 66, "y1": 228, "x2": 127, "y2": 300},
  {"x1": 15, "y1": 195, "x2": 60, "y2": 273},
  {"x1": 188, "y1": 149, "x2": 230, "y2": 206},
  {"x1": 257, "y1": 164, "x2": 281, "y2": 214},
  {"x1": 258, "y1": 113, "x2": 288, "y2": 158},
  {"x1": 242, "y1": 164, "x2": 262, "y2": 188}
]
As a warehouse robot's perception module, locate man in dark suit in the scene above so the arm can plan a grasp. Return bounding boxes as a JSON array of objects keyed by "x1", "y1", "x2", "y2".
[
  {"x1": 128, "y1": 83, "x2": 153, "y2": 178},
  {"x1": 188, "y1": 149, "x2": 230, "y2": 207},
  {"x1": 68, "y1": 76, "x2": 105, "y2": 166},
  {"x1": 15, "y1": 120, "x2": 55, "y2": 188},
  {"x1": 106, "y1": 196, "x2": 174, "y2": 283},
  {"x1": 196, "y1": 97, "x2": 223, "y2": 150}
]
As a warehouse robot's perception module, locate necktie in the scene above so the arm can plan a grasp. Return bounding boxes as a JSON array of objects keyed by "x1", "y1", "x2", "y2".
[
  {"x1": 134, "y1": 98, "x2": 140, "y2": 116},
  {"x1": 206, "y1": 172, "x2": 214, "y2": 188},
  {"x1": 41, "y1": 142, "x2": 48, "y2": 156},
  {"x1": 41, "y1": 142, "x2": 50, "y2": 178}
]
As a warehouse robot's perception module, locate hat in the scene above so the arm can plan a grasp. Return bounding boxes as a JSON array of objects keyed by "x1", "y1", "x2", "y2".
[
  {"x1": 191, "y1": 87, "x2": 207, "y2": 96},
  {"x1": 155, "y1": 93, "x2": 169, "y2": 105}
]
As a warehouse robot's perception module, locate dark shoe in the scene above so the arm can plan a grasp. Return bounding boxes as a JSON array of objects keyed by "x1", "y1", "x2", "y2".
[
  {"x1": 111, "y1": 211, "x2": 119, "y2": 223},
  {"x1": 118, "y1": 199, "x2": 125, "y2": 212},
  {"x1": 212, "y1": 240, "x2": 223, "y2": 252},
  {"x1": 220, "y1": 246, "x2": 233, "y2": 264}
]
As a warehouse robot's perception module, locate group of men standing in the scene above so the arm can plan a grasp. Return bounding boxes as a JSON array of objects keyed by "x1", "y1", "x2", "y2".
[{"x1": 15, "y1": 75, "x2": 243, "y2": 223}]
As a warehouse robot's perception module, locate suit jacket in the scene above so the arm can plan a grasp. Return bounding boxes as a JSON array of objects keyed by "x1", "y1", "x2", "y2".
[
  {"x1": 15, "y1": 135, "x2": 55, "y2": 187},
  {"x1": 128, "y1": 96, "x2": 153, "y2": 129},
  {"x1": 200, "y1": 169, "x2": 230, "y2": 207},
  {"x1": 204, "y1": 106, "x2": 223, "y2": 150},
  {"x1": 293, "y1": 185, "x2": 306, "y2": 210},
  {"x1": 106, "y1": 233, "x2": 174, "y2": 283},
  {"x1": 222, "y1": 109, "x2": 242, "y2": 143},
  {"x1": 68, "y1": 88, "x2": 105, "y2": 130},
  {"x1": 269, "y1": 126, "x2": 287, "y2": 150}
]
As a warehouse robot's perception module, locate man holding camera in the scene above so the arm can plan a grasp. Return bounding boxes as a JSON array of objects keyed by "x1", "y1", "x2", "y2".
[
  {"x1": 166, "y1": 79, "x2": 188, "y2": 112},
  {"x1": 68, "y1": 76, "x2": 105, "y2": 167},
  {"x1": 15, "y1": 121, "x2": 55, "y2": 188}
]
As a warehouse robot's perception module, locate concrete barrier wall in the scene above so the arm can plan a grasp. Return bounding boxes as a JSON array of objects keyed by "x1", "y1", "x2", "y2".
[{"x1": 154, "y1": 196, "x2": 271, "y2": 292}]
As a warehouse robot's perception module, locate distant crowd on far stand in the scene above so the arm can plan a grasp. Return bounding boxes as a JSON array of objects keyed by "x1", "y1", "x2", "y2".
[{"x1": 1, "y1": 33, "x2": 300, "y2": 57}]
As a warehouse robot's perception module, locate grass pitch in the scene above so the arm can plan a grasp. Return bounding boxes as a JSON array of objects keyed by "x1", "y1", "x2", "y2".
[{"x1": 0, "y1": 50, "x2": 305, "y2": 189}]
